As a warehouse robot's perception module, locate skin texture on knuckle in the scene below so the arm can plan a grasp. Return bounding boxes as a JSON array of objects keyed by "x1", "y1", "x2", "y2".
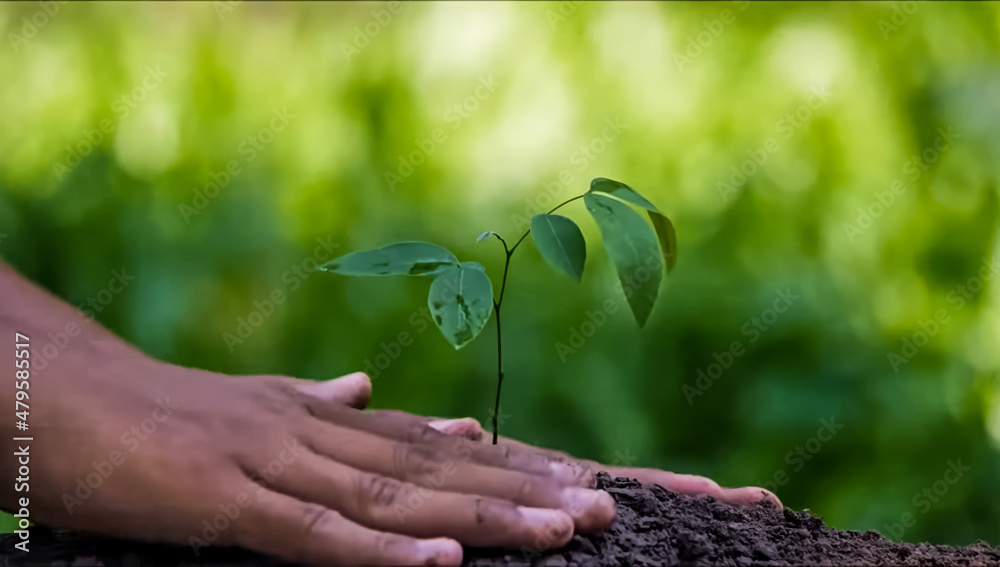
[
  {"x1": 290, "y1": 503, "x2": 338, "y2": 563},
  {"x1": 497, "y1": 444, "x2": 513, "y2": 461},
  {"x1": 360, "y1": 474, "x2": 406, "y2": 510},
  {"x1": 300, "y1": 502, "x2": 335, "y2": 538},
  {"x1": 393, "y1": 442, "x2": 445, "y2": 480}
]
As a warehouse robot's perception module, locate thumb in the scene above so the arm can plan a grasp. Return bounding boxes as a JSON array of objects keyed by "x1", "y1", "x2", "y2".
[
  {"x1": 608, "y1": 467, "x2": 782, "y2": 510},
  {"x1": 294, "y1": 372, "x2": 373, "y2": 409}
]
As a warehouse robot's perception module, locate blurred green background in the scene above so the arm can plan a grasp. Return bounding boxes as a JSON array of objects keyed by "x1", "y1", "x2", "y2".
[{"x1": 2, "y1": 0, "x2": 1000, "y2": 547}]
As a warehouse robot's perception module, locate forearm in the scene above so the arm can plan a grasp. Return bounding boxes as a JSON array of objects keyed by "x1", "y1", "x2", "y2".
[
  {"x1": 0, "y1": 259, "x2": 141, "y2": 365},
  {"x1": 0, "y1": 261, "x2": 143, "y2": 504},
  {"x1": 0, "y1": 260, "x2": 121, "y2": 341}
]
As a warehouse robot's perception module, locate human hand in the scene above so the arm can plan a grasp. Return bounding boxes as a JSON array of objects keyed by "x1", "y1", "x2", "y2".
[{"x1": 1, "y1": 357, "x2": 620, "y2": 566}]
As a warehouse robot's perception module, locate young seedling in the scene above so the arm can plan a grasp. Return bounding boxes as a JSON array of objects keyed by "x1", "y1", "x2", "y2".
[{"x1": 319, "y1": 177, "x2": 677, "y2": 444}]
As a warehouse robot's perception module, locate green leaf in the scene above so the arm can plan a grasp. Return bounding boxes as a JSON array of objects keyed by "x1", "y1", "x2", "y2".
[
  {"x1": 530, "y1": 214, "x2": 586, "y2": 282},
  {"x1": 590, "y1": 177, "x2": 677, "y2": 274},
  {"x1": 428, "y1": 262, "x2": 494, "y2": 349},
  {"x1": 584, "y1": 192, "x2": 662, "y2": 327},
  {"x1": 318, "y1": 242, "x2": 458, "y2": 277},
  {"x1": 590, "y1": 177, "x2": 658, "y2": 211},
  {"x1": 648, "y1": 212, "x2": 677, "y2": 274},
  {"x1": 462, "y1": 261, "x2": 487, "y2": 272}
]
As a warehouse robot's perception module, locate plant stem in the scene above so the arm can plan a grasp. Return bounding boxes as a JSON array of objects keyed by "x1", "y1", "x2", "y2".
[
  {"x1": 490, "y1": 235, "x2": 511, "y2": 445},
  {"x1": 489, "y1": 192, "x2": 585, "y2": 444},
  {"x1": 491, "y1": 293, "x2": 505, "y2": 444}
]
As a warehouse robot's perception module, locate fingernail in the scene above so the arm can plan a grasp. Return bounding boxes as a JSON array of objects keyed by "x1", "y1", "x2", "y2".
[
  {"x1": 338, "y1": 373, "x2": 371, "y2": 406},
  {"x1": 428, "y1": 418, "x2": 484, "y2": 441},
  {"x1": 417, "y1": 538, "x2": 463, "y2": 565},
  {"x1": 345, "y1": 371, "x2": 371, "y2": 389},
  {"x1": 562, "y1": 487, "x2": 616, "y2": 530},
  {"x1": 518, "y1": 507, "x2": 574, "y2": 545}
]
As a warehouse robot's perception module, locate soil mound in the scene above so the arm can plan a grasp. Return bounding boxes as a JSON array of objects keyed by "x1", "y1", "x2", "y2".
[{"x1": 467, "y1": 473, "x2": 1000, "y2": 566}]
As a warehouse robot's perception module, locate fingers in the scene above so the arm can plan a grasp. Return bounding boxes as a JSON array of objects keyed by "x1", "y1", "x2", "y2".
[
  {"x1": 488, "y1": 435, "x2": 781, "y2": 510},
  {"x1": 302, "y1": 419, "x2": 617, "y2": 533},
  {"x1": 303, "y1": 405, "x2": 592, "y2": 487},
  {"x1": 490, "y1": 435, "x2": 781, "y2": 510},
  {"x1": 608, "y1": 467, "x2": 782, "y2": 509},
  {"x1": 716, "y1": 486, "x2": 783, "y2": 509},
  {"x1": 269, "y1": 450, "x2": 574, "y2": 548},
  {"x1": 258, "y1": 372, "x2": 372, "y2": 409},
  {"x1": 478, "y1": 430, "x2": 600, "y2": 488},
  {"x1": 236, "y1": 488, "x2": 462, "y2": 566}
]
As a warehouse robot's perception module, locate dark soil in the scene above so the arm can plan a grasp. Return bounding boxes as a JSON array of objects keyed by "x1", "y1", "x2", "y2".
[
  {"x1": 3, "y1": 473, "x2": 998, "y2": 566},
  {"x1": 466, "y1": 474, "x2": 1000, "y2": 567}
]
